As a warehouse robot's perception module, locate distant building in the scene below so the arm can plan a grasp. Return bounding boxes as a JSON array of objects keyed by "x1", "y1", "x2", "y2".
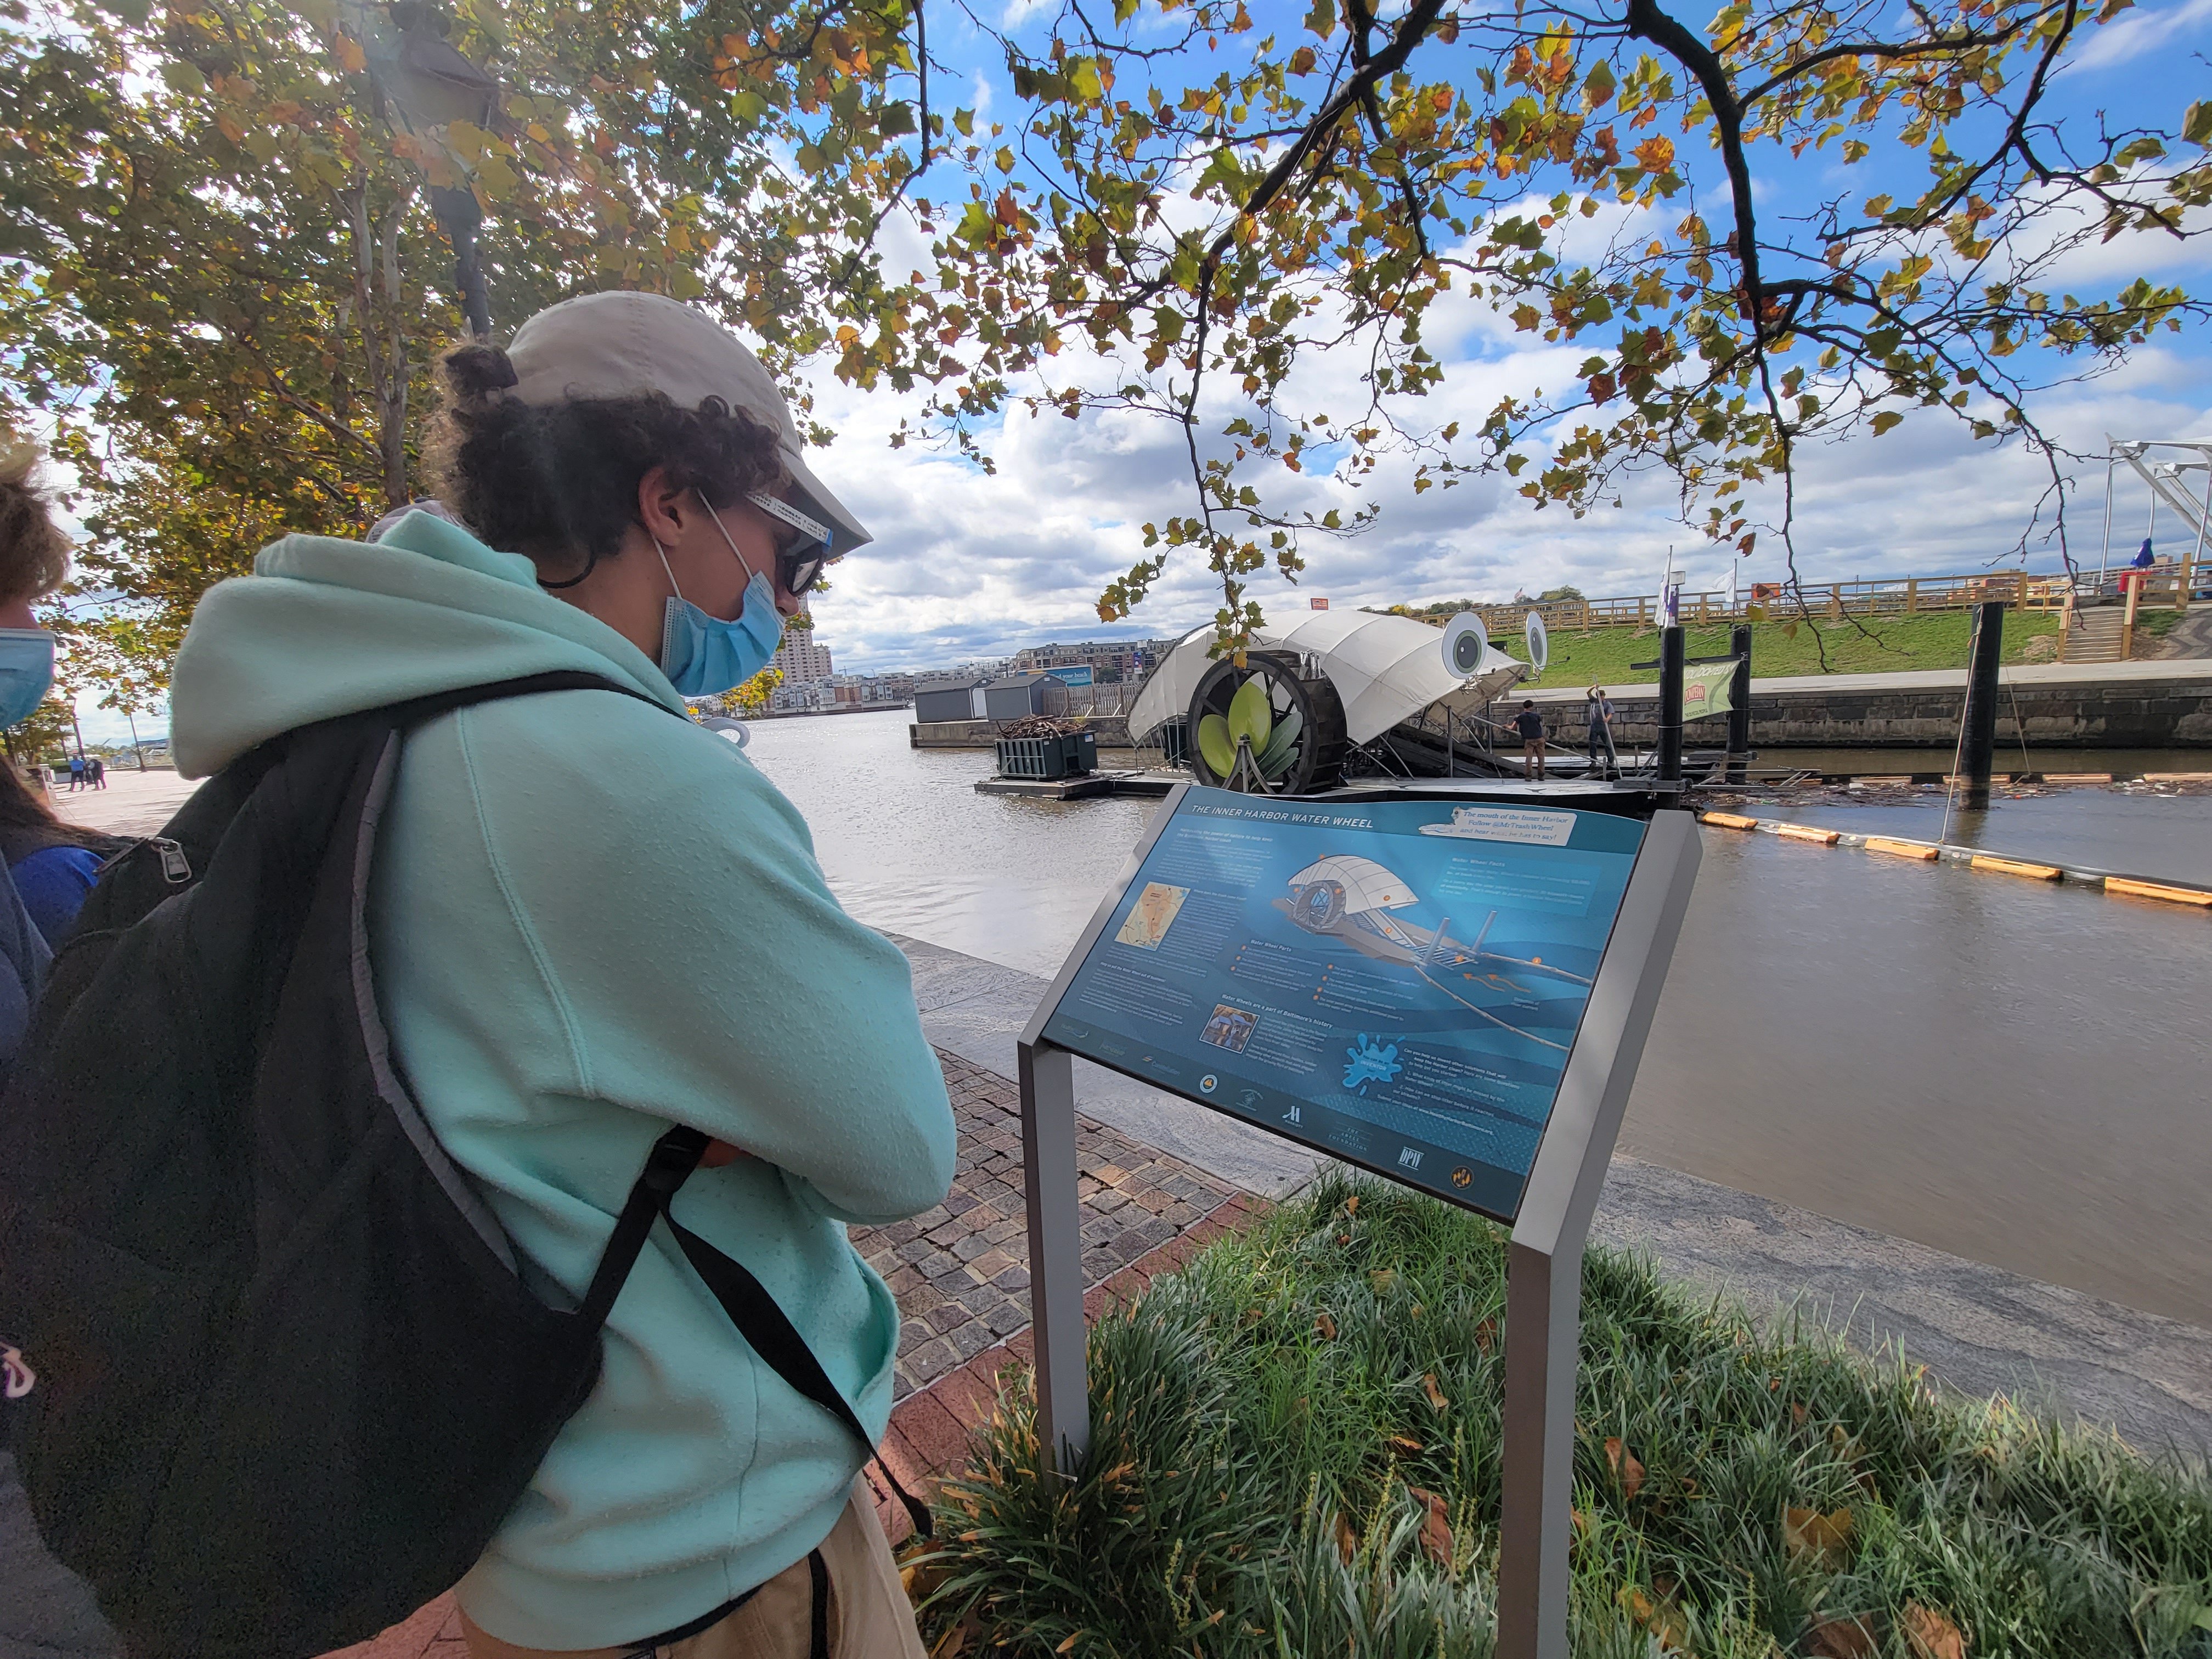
[
  {"x1": 913, "y1": 675, "x2": 986, "y2": 723},
  {"x1": 773, "y1": 630, "x2": 833, "y2": 683},
  {"x1": 1009, "y1": 638, "x2": 1164, "y2": 683},
  {"x1": 979, "y1": 672, "x2": 1058, "y2": 722}
]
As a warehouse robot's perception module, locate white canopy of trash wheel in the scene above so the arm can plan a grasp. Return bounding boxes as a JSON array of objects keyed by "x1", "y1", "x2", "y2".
[
  {"x1": 1286, "y1": 854, "x2": 1419, "y2": 913},
  {"x1": 1126, "y1": 608, "x2": 1531, "y2": 747}
]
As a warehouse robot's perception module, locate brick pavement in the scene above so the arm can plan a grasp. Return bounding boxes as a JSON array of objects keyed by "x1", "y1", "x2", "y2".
[
  {"x1": 855, "y1": 1048, "x2": 1237, "y2": 1401},
  {"x1": 327, "y1": 1048, "x2": 1262, "y2": 1659}
]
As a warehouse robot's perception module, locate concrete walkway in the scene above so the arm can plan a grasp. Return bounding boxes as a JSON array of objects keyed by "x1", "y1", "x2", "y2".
[{"x1": 46, "y1": 768, "x2": 201, "y2": 838}]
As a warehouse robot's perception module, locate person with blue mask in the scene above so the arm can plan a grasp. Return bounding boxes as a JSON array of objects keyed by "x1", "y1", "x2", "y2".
[
  {"x1": 0, "y1": 436, "x2": 122, "y2": 1659},
  {"x1": 165, "y1": 293, "x2": 954, "y2": 1659},
  {"x1": 0, "y1": 445, "x2": 120, "y2": 949}
]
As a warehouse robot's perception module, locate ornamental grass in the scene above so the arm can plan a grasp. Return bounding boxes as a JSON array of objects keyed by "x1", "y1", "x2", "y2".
[{"x1": 912, "y1": 1171, "x2": 2212, "y2": 1658}]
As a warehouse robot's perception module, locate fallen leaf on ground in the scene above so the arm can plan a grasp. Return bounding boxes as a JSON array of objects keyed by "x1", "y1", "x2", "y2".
[
  {"x1": 1314, "y1": 1311, "x2": 1338, "y2": 1340},
  {"x1": 1387, "y1": 1434, "x2": 1425, "y2": 1456},
  {"x1": 1422, "y1": 1373, "x2": 1449, "y2": 1412},
  {"x1": 1784, "y1": 1506, "x2": 1857, "y2": 1570},
  {"x1": 1334, "y1": 1511, "x2": 1358, "y2": 1564},
  {"x1": 1903, "y1": 1602, "x2": 1966, "y2": 1659},
  {"x1": 1803, "y1": 1613, "x2": 1879, "y2": 1657},
  {"x1": 1054, "y1": 1634, "x2": 1079, "y2": 1655},
  {"x1": 1791, "y1": 1401, "x2": 1809, "y2": 1427},
  {"x1": 1604, "y1": 1437, "x2": 1645, "y2": 1501},
  {"x1": 1344, "y1": 1195, "x2": 1359, "y2": 1215},
  {"x1": 1408, "y1": 1485, "x2": 1453, "y2": 1566},
  {"x1": 1369, "y1": 1268, "x2": 1397, "y2": 1295},
  {"x1": 1570, "y1": 1508, "x2": 1592, "y2": 1542},
  {"x1": 1474, "y1": 1317, "x2": 1497, "y2": 1354},
  {"x1": 1616, "y1": 1585, "x2": 1688, "y2": 1649}
]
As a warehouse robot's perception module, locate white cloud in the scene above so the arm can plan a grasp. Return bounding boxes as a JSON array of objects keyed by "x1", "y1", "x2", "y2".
[{"x1": 2067, "y1": 0, "x2": 2212, "y2": 72}]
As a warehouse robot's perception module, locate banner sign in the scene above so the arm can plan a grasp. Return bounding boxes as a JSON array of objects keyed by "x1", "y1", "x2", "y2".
[
  {"x1": 1682, "y1": 658, "x2": 1741, "y2": 720},
  {"x1": 1039, "y1": 789, "x2": 1648, "y2": 1222}
]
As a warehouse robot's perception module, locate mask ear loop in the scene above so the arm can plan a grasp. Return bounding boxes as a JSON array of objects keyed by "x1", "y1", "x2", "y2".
[
  {"x1": 697, "y1": 489, "x2": 768, "y2": 591},
  {"x1": 651, "y1": 535, "x2": 686, "y2": 603}
]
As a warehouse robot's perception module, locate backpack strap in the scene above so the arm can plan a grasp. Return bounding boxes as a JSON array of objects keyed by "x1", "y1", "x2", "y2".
[
  {"x1": 380, "y1": 669, "x2": 678, "y2": 732},
  {"x1": 579, "y1": 1128, "x2": 937, "y2": 1542}
]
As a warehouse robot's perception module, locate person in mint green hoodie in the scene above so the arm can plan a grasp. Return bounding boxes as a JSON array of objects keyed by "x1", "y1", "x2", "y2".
[{"x1": 167, "y1": 292, "x2": 956, "y2": 1659}]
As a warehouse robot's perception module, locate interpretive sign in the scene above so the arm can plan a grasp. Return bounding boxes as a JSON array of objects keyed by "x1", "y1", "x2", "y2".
[
  {"x1": 1038, "y1": 789, "x2": 1650, "y2": 1223},
  {"x1": 1015, "y1": 784, "x2": 1700, "y2": 1659}
]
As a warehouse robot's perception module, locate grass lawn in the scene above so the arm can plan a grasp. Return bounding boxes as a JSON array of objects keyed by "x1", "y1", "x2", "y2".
[
  {"x1": 915, "y1": 1173, "x2": 2212, "y2": 1658},
  {"x1": 1505, "y1": 612, "x2": 2064, "y2": 690}
]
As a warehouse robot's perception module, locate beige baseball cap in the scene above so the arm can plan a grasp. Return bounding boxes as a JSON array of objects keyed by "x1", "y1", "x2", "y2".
[{"x1": 504, "y1": 290, "x2": 871, "y2": 556}]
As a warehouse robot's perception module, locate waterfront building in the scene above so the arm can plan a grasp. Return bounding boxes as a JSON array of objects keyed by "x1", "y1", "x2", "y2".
[
  {"x1": 1008, "y1": 637, "x2": 1167, "y2": 683},
  {"x1": 773, "y1": 630, "x2": 833, "y2": 683}
]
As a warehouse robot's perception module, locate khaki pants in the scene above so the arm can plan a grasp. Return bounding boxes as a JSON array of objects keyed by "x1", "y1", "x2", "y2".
[{"x1": 460, "y1": 1483, "x2": 926, "y2": 1659}]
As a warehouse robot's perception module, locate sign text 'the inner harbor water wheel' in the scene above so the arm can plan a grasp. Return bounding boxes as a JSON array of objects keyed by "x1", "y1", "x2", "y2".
[{"x1": 1185, "y1": 651, "x2": 1348, "y2": 795}]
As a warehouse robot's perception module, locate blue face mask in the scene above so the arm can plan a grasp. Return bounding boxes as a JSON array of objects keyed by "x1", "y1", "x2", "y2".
[
  {"x1": 0, "y1": 630, "x2": 55, "y2": 730},
  {"x1": 653, "y1": 498, "x2": 786, "y2": 698}
]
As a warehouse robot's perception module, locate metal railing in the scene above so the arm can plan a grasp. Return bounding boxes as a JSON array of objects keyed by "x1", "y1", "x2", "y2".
[
  {"x1": 1039, "y1": 682, "x2": 1138, "y2": 718},
  {"x1": 1464, "y1": 562, "x2": 2195, "y2": 638}
]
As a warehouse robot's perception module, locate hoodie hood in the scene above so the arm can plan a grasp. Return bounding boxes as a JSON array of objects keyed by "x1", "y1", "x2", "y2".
[{"x1": 170, "y1": 510, "x2": 687, "y2": 778}]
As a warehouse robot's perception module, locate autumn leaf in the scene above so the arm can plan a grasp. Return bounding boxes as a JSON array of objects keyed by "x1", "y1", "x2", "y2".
[
  {"x1": 1334, "y1": 1511, "x2": 1357, "y2": 1563},
  {"x1": 1784, "y1": 1506, "x2": 1857, "y2": 1570},
  {"x1": 1314, "y1": 1311, "x2": 1338, "y2": 1340},
  {"x1": 1421, "y1": 1373, "x2": 1449, "y2": 1412},
  {"x1": 1473, "y1": 1317, "x2": 1497, "y2": 1355},
  {"x1": 1903, "y1": 1602, "x2": 1966, "y2": 1659},
  {"x1": 1054, "y1": 1634, "x2": 1079, "y2": 1655},
  {"x1": 1633, "y1": 136, "x2": 1675, "y2": 173},
  {"x1": 1604, "y1": 1437, "x2": 1645, "y2": 1501},
  {"x1": 1407, "y1": 1486, "x2": 1453, "y2": 1566},
  {"x1": 1616, "y1": 1586, "x2": 1688, "y2": 1650},
  {"x1": 333, "y1": 32, "x2": 365, "y2": 72},
  {"x1": 1804, "y1": 1613, "x2": 1880, "y2": 1658}
]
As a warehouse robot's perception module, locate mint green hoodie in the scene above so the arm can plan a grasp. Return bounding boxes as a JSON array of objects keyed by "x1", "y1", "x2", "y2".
[{"x1": 167, "y1": 512, "x2": 957, "y2": 1650}]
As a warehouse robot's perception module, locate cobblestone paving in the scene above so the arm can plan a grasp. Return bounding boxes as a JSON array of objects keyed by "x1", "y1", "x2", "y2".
[{"x1": 853, "y1": 1048, "x2": 1238, "y2": 1399}]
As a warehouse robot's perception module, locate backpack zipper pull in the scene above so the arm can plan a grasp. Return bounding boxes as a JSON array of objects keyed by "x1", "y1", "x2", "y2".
[{"x1": 151, "y1": 837, "x2": 192, "y2": 884}]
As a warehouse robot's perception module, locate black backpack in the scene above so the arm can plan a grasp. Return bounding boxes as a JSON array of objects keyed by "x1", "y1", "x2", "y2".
[{"x1": 0, "y1": 672, "x2": 927, "y2": 1659}]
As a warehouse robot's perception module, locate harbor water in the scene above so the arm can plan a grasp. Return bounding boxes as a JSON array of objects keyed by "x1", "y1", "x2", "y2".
[{"x1": 749, "y1": 709, "x2": 2212, "y2": 1330}]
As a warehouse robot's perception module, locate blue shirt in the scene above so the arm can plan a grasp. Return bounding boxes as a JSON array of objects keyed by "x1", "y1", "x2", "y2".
[{"x1": 9, "y1": 844, "x2": 103, "y2": 947}]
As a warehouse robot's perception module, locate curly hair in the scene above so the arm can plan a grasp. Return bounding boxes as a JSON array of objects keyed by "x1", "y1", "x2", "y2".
[
  {"x1": 424, "y1": 341, "x2": 789, "y2": 586},
  {"x1": 0, "y1": 435, "x2": 71, "y2": 606}
]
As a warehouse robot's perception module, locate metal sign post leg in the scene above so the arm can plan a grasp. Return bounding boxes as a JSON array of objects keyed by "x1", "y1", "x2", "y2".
[
  {"x1": 1497, "y1": 1237, "x2": 1583, "y2": 1659},
  {"x1": 1017, "y1": 1040, "x2": 1090, "y2": 1474}
]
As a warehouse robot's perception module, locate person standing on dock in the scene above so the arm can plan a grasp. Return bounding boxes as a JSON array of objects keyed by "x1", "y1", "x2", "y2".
[
  {"x1": 1584, "y1": 686, "x2": 1618, "y2": 780},
  {"x1": 1515, "y1": 698, "x2": 1549, "y2": 780}
]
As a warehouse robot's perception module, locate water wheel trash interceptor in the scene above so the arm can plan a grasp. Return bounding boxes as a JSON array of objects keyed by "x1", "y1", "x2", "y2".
[{"x1": 1187, "y1": 651, "x2": 1348, "y2": 794}]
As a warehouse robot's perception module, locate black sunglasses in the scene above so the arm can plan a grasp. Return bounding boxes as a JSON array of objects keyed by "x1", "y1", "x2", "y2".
[{"x1": 747, "y1": 493, "x2": 832, "y2": 595}]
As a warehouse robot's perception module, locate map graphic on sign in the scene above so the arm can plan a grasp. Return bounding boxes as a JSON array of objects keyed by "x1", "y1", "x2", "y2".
[{"x1": 1041, "y1": 788, "x2": 1647, "y2": 1220}]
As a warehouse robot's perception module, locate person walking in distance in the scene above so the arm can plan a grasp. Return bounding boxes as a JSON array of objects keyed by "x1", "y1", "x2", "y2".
[
  {"x1": 65, "y1": 752, "x2": 82, "y2": 791},
  {"x1": 84, "y1": 754, "x2": 104, "y2": 790},
  {"x1": 1584, "y1": 686, "x2": 1618, "y2": 780},
  {"x1": 1514, "y1": 698, "x2": 1548, "y2": 780},
  {"x1": 163, "y1": 292, "x2": 957, "y2": 1659}
]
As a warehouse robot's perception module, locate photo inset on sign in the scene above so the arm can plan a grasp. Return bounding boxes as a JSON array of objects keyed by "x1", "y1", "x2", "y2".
[
  {"x1": 1199, "y1": 1003, "x2": 1259, "y2": 1053},
  {"x1": 1042, "y1": 789, "x2": 1647, "y2": 1222},
  {"x1": 1114, "y1": 881, "x2": 1190, "y2": 949},
  {"x1": 1124, "y1": 884, "x2": 1194, "y2": 946}
]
